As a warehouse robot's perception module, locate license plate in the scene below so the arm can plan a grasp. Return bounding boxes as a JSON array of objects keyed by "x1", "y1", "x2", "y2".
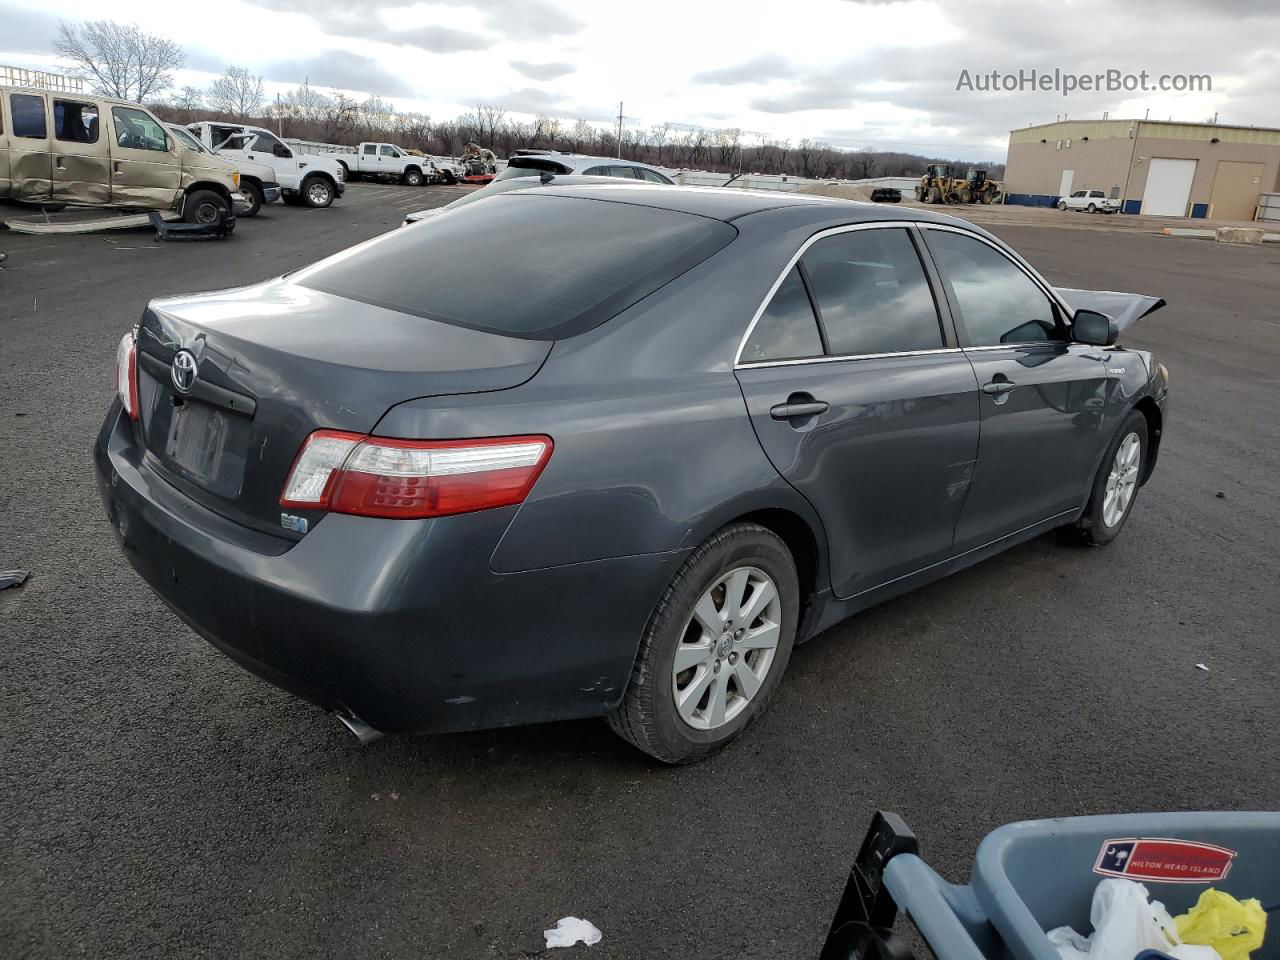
[{"x1": 165, "y1": 401, "x2": 230, "y2": 487}]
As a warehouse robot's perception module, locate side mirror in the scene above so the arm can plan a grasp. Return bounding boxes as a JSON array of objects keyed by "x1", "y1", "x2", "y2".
[
  {"x1": 1072, "y1": 309, "x2": 1119, "y2": 347},
  {"x1": 273, "y1": 143, "x2": 292, "y2": 159}
]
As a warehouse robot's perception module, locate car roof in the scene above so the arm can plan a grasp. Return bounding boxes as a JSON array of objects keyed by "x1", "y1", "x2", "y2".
[
  {"x1": 511, "y1": 153, "x2": 664, "y2": 171},
  {"x1": 521, "y1": 183, "x2": 980, "y2": 226}
]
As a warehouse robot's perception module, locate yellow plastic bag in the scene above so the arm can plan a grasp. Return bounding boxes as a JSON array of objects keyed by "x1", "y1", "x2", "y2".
[{"x1": 1174, "y1": 889, "x2": 1268, "y2": 960}]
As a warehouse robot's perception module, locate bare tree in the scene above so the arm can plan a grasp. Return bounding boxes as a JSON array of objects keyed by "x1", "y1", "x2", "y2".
[
  {"x1": 172, "y1": 85, "x2": 203, "y2": 111},
  {"x1": 850, "y1": 148, "x2": 879, "y2": 180},
  {"x1": 317, "y1": 92, "x2": 358, "y2": 142},
  {"x1": 648, "y1": 122, "x2": 671, "y2": 164},
  {"x1": 283, "y1": 81, "x2": 330, "y2": 121},
  {"x1": 55, "y1": 20, "x2": 184, "y2": 103},
  {"x1": 208, "y1": 66, "x2": 265, "y2": 119}
]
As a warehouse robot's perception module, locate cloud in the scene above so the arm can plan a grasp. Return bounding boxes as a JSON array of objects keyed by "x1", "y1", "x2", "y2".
[
  {"x1": 511, "y1": 60, "x2": 575, "y2": 81},
  {"x1": 388, "y1": 24, "x2": 492, "y2": 52},
  {"x1": 693, "y1": 54, "x2": 796, "y2": 86},
  {"x1": 265, "y1": 51, "x2": 414, "y2": 97},
  {"x1": 488, "y1": 86, "x2": 569, "y2": 114},
  {"x1": 0, "y1": 3, "x2": 61, "y2": 53}
]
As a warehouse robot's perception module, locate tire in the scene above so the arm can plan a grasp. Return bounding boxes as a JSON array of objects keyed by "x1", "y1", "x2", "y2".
[
  {"x1": 607, "y1": 522, "x2": 800, "y2": 764},
  {"x1": 403, "y1": 167, "x2": 424, "y2": 186},
  {"x1": 927, "y1": 186, "x2": 942, "y2": 204},
  {"x1": 442, "y1": 171, "x2": 458, "y2": 185},
  {"x1": 183, "y1": 189, "x2": 229, "y2": 225},
  {"x1": 338, "y1": 162, "x2": 352, "y2": 181},
  {"x1": 239, "y1": 181, "x2": 263, "y2": 218},
  {"x1": 301, "y1": 176, "x2": 335, "y2": 208},
  {"x1": 1069, "y1": 410, "x2": 1149, "y2": 546},
  {"x1": 1058, "y1": 200, "x2": 1068, "y2": 211},
  {"x1": 956, "y1": 187, "x2": 972, "y2": 203},
  {"x1": 1088, "y1": 203, "x2": 1098, "y2": 213}
]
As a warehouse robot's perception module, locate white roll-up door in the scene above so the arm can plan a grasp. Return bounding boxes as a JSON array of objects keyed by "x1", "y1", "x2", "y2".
[{"x1": 1142, "y1": 158, "x2": 1197, "y2": 217}]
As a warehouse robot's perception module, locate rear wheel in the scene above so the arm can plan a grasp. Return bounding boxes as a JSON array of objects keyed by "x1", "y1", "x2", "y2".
[
  {"x1": 1069, "y1": 410, "x2": 1148, "y2": 546},
  {"x1": 607, "y1": 522, "x2": 799, "y2": 764},
  {"x1": 301, "y1": 176, "x2": 334, "y2": 208},
  {"x1": 239, "y1": 181, "x2": 263, "y2": 217},
  {"x1": 183, "y1": 189, "x2": 229, "y2": 225},
  {"x1": 403, "y1": 167, "x2": 424, "y2": 186}
]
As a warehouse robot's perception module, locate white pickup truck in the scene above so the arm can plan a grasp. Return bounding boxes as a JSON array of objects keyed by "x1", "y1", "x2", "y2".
[
  {"x1": 347, "y1": 142, "x2": 457, "y2": 185},
  {"x1": 1058, "y1": 189, "x2": 1120, "y2": 214},
  {"x1": 187, "y1": 121, "x2": 346, "y2": 208}
]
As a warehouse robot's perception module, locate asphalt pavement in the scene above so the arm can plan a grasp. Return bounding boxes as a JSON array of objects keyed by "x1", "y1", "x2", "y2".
[{"x1": 2, "y1": 184, "x2": 1277, "y2": 959}]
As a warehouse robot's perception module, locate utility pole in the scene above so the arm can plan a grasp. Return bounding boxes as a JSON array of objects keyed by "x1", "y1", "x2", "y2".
[{"x1": 616, "y1": 101, "x2": 623, "y2": 159}]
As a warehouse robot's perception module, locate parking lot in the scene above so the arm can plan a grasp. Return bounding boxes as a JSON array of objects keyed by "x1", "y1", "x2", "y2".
[{"x1": 3, "y1": 182, "x2": 1278, "y2": 959}]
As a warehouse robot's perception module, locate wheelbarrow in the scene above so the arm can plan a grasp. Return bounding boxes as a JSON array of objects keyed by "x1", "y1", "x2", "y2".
[{"x1": 822, "y1": 812, "x2": 1280, "y2": 960}]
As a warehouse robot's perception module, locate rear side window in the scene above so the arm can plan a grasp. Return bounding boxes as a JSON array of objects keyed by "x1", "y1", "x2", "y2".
[
  {"x1": 740, "y1": 267, "x2": 823, "y2": 363},
  {"x1": 295, "y1": 194, "x2": 737, "y2": 340},
  {"x1": 801, "y1": 228, "x2": 944, "y2": 356},
  {"x1": 11, "y1": 94, "x2": 47, "y2": 138},
  {"x1": 363, "y1": 144, "x2": 377, "y2": 155},
  {"x1": 496, "y1": 158, "x2": 570, "y2": 181},
  {"x1": 54, "y1": 100, "x2": 99, "y2": 143}
]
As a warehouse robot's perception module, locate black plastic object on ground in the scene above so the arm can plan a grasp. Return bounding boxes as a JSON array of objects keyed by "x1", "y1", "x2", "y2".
[
  {"x1": 0, "y1": 569, "x2": 30, "y2": 590},
  {"x1": 822, "y1": 811, "x2": 920, "y2": 960},
  {"x1": 148, "y1": 210, "x2": 235, "y2": 241}
]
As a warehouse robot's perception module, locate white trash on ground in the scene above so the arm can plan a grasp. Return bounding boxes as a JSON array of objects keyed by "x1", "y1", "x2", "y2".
[
  {"x1": 543, "y1": 916, "x2": 603, "y2": 948},
  {"x1": 1047, "y1": 878, "x2": 1221, "y2": 960}
]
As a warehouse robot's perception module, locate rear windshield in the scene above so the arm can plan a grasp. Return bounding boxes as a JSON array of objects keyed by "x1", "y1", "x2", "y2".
[
  {"x1": 496, "y1": 157, "x2": 571, "y2": 180},
  {"x1": 294, "y1": 194, "x2": 736, "y2": 340}
]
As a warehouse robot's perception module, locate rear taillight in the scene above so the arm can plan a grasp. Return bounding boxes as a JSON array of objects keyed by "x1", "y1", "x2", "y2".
[
  {"x1": 280, "y1": 431, "x2": 553, "y2": 519},
  {"x1": 115, "y1": 331, "x2": 139, "y2": 421}
]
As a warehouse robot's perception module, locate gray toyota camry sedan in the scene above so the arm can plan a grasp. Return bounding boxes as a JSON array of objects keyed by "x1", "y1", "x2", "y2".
[{"x1": 96, "y1": 184, "x2": 1169, "y2": 763}]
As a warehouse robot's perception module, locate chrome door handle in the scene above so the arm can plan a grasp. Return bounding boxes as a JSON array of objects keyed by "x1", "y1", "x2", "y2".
[{"x1": 981, "y1": 381, "x2": 1016, "y2": 395}]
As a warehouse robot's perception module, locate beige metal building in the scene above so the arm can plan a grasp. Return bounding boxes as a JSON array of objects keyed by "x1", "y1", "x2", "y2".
[{"x1": 1003, "y1": 118, "x2": 1280, "y2": 220}]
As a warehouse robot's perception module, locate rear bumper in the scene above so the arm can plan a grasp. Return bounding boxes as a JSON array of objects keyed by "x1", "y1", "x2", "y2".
[{"x1": 94, "y1": 403, "x2": 683, "y2": 735}]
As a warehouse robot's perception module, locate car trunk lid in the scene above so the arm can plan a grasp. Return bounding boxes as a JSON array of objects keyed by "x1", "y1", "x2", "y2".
[{"x1": 133, "y1": 279, "x2": 550, "y2": 537}]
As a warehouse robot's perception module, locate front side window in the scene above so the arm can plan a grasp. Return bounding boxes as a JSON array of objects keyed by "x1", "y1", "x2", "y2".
[
  {"x1": 801, "y1": 228, "x2": 944, "y2": 356},
  {"x1": 609, "y1": 166, "x2": 640, "y2": 179},
  {"x1": 111, "y1": 107, "x2": 167, "y2": 151},
  {"x1": 380, "y1": 145, "x2": 397, "y2": 157},
  {"x1": 251, "y1": 132, "x2": 284, "y2": 153},
  {"x1": 926, "y1": 230, "x2": 1061, "y2": 346},
  {"x1": 639, "y1": 168, "x2": 673, "y2": 184},
  {"x1": 54, "y1": 100, "x2": 99, "y2": 143},
  {"x1": 740, "y1": 266, "x2": 824, "y2": 363},
  {"x1": 582, "y1": 165, "x2": 608, "y2": 176},
  {"x1": 1089, "y1": 191, "x2": 1105, "y2": 198},
  {"x1": 11, "y1": 94, "x2": 47, "y2": 138}
]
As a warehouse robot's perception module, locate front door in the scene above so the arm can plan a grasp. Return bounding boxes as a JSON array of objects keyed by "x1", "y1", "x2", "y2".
[
  {"x1": 51, "y1": 97, "x2": 110, "y2": 204},
  {"x1": 921, "y1": 227, "x2": 1109, "y2": 549},
  {"x1": 735, "y1": 224, "x2": 980, "y2": 599},
  {"x1": 243, "y1": 131, "x2": 295, "y2": 186},
  {"x1": 108, "y1": 105, "x2": 180, "y2": 207},
  {"x1": 7, "y1": 91, "x2": 52, "y2": 201}
]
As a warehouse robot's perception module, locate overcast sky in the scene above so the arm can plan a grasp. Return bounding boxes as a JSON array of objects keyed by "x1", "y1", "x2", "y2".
[{"x1": 2, "y1": 0, "x2": 1277, "y2": 160}]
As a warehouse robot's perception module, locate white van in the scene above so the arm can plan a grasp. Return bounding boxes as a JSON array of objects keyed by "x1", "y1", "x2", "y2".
[{"x1": 0, "y1": 85, "x2": 243, "y2": 224}]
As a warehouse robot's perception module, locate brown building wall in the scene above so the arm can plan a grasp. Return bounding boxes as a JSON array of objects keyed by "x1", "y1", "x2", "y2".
[
  {"x1": 1125, "y1": 137, "x2": 1280, "y2": 215},
  {"x1": 1004, "y1": 120, "x2": 1280, "y2": 218},
  {"x1": 1005, "y1": 136, "x2": 1134, "y2": 197}
]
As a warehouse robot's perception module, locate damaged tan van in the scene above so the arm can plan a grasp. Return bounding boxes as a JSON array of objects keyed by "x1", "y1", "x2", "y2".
[{"x1": 0, "y1": 86, "x2": 243, "y2": 224}]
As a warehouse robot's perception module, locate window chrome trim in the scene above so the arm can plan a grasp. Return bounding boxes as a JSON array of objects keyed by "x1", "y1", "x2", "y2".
[
  {"x1": 737, "y1": 347, "x2": 965, "y2": 370},
  {"x1": 733, "y1": 220, "x2": 942, "y2": 368}
]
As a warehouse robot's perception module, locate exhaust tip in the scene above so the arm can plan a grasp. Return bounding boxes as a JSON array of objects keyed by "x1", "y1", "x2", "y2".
[{"x1": 336, "y1": 712, "x2": 384, "y2": 745}]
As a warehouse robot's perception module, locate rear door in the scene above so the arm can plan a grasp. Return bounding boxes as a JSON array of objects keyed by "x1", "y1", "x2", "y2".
[
  {"x1": 51, "y1": 97, "x2": 109, "y2": 204},
  {"x1": 735, "y1": 224, "x2": 981, "y2": 599},
  {"x1": 920, "y1": 226, "x2": 1108, "y2": 548},
  {"x1": 7, "y1": 91, "x2": 52, "y2": 200},
  {"x1": 108, "y1": 105, "x2": 180, "y2": 207}
]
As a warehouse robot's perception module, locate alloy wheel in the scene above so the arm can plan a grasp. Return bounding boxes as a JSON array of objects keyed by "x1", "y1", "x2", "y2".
[
  {"x1": 308, "y1": 181, "x2": 331, "y2": 205},
  {"x1": 671, "y1": 566, "x2": 781, "y2": 731},
  {"x1": 1103, "y1": 432, "x2": 1141, "y2": 526}
]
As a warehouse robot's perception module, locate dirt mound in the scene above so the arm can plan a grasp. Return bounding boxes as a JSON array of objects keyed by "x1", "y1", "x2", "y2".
[{"x1": 796, "y1": 182, "x2": 874, "y2": 202}]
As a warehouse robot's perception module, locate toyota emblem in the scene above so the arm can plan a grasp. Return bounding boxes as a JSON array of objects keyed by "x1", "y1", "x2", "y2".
[{"x1": 171, "y1": 349, "x2": 199, "y2": 393}]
